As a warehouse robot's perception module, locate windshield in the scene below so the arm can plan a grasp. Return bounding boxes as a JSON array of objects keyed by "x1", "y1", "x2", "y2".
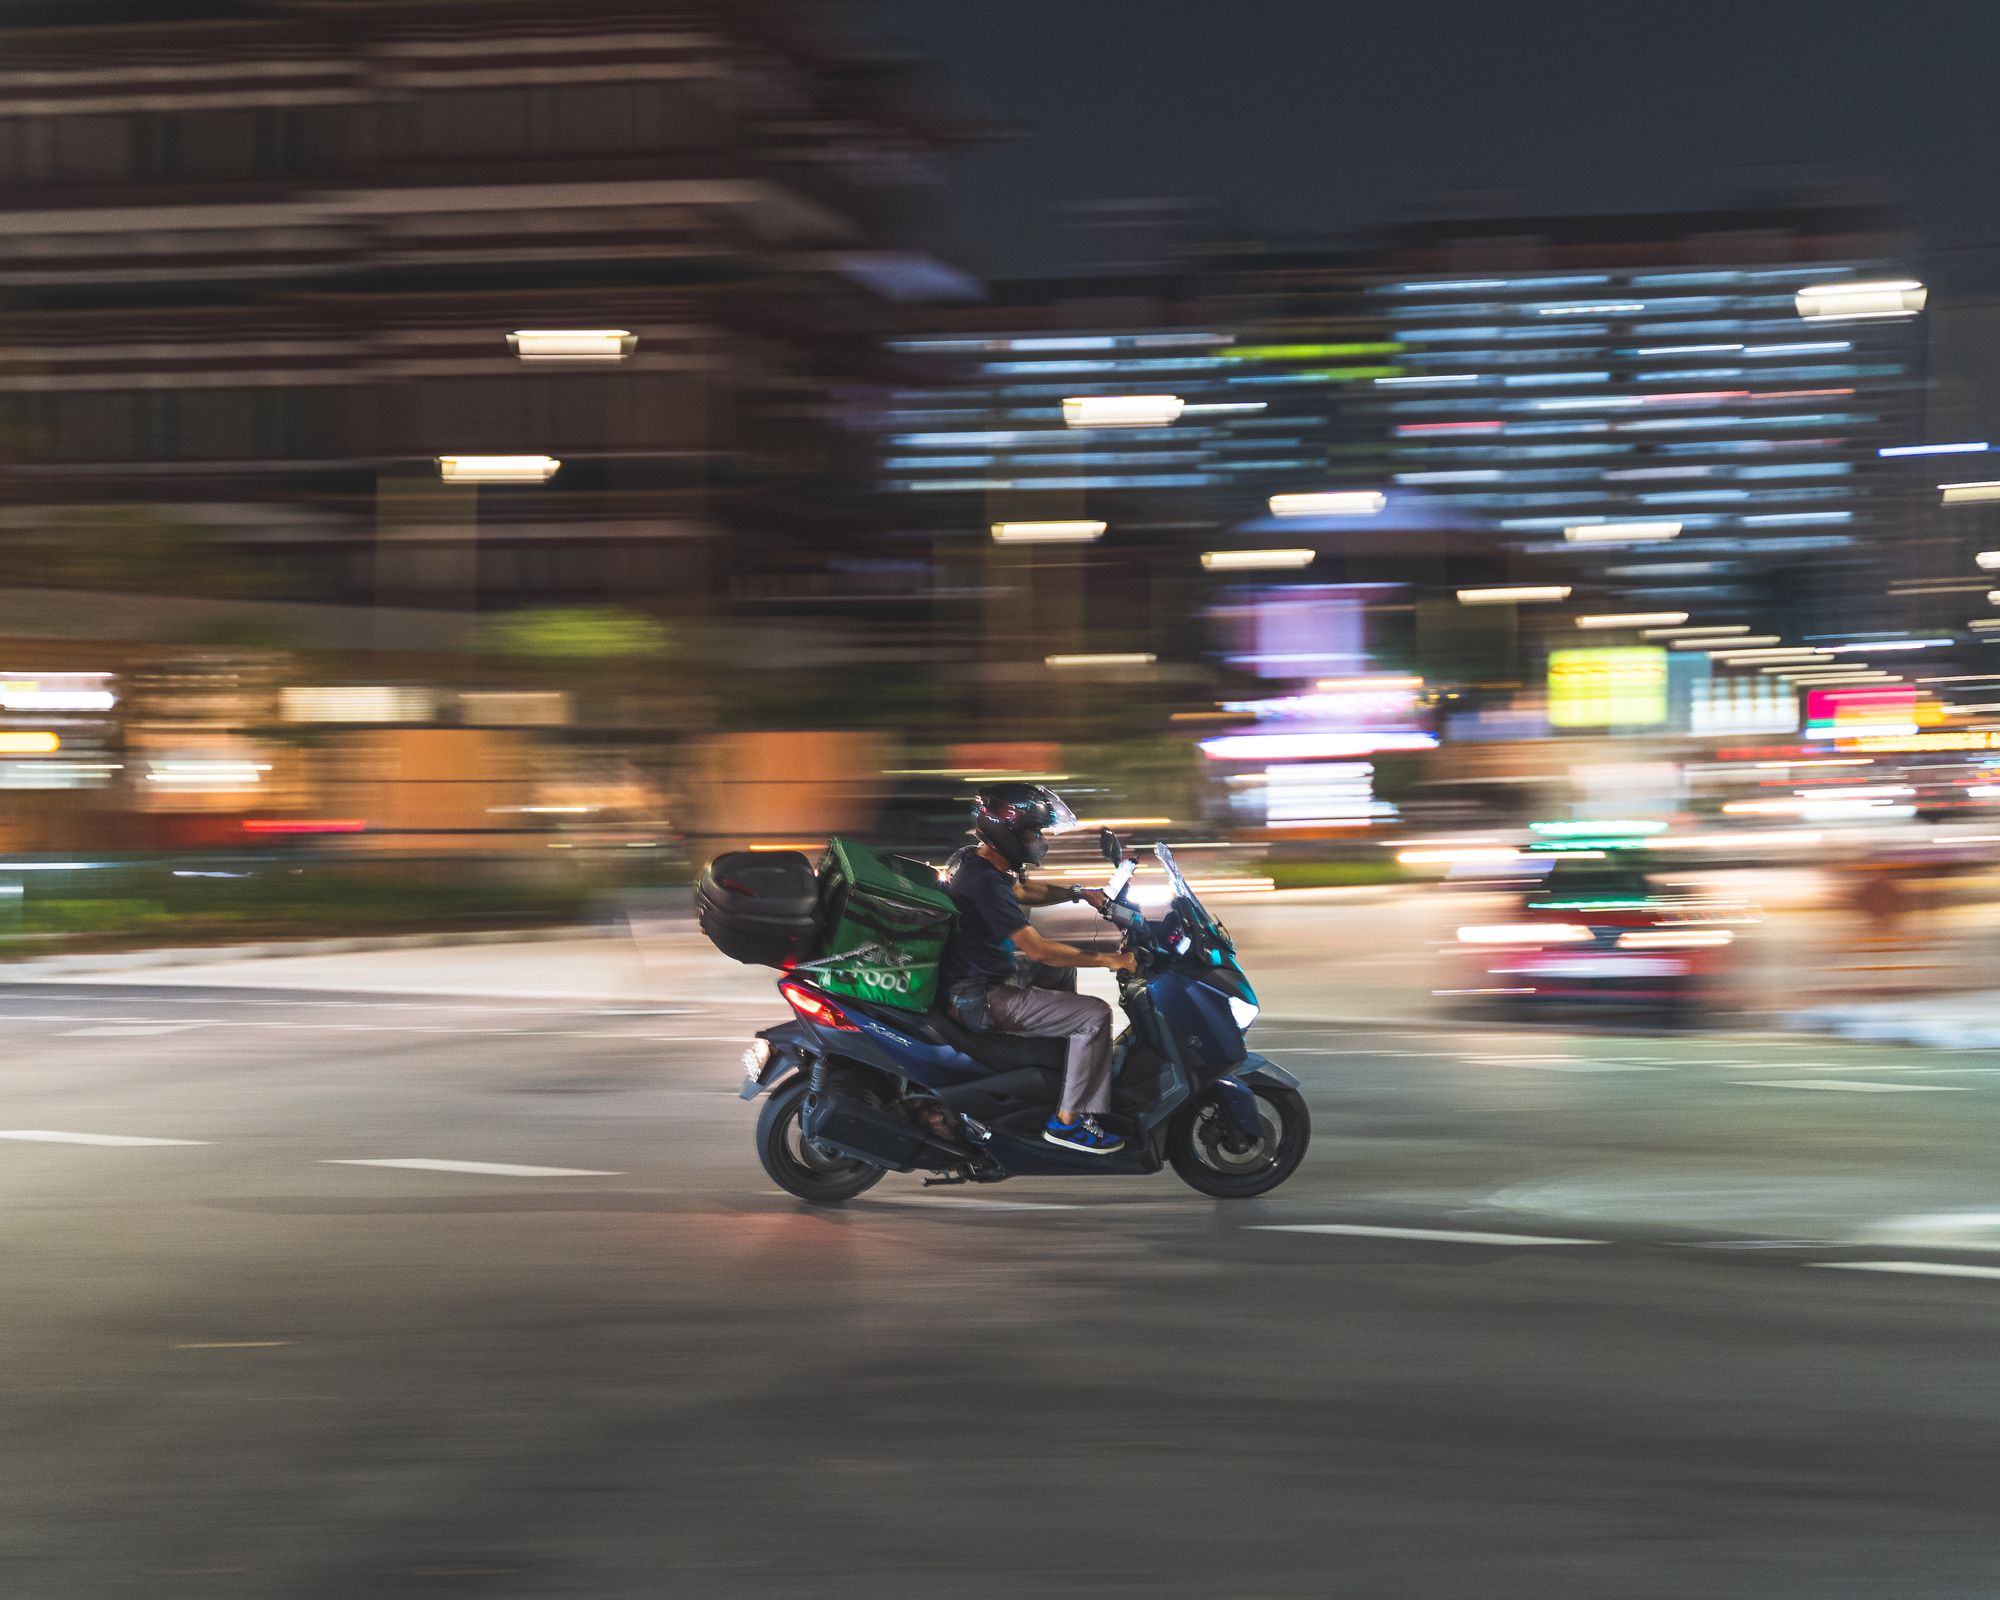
[{"x1": 1154, "y1": 842, "x2": 1229, "y2": 946}]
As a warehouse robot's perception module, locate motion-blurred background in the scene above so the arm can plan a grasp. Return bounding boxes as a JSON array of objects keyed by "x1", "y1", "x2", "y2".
[{"x1": 3, "y1": 0, "x2": 1999, "y2": 1025}]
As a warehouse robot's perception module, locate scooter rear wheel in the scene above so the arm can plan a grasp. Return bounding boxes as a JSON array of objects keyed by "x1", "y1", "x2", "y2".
[
  {"x1": 756, "y1": 1079, "x2": 887, "y2": 1204},
  {"x1": 1168, "y1": 1082, "x2": 1310, "y2": 1199}
]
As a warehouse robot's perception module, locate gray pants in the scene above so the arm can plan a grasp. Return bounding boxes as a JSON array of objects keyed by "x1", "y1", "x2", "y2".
[{"x1": 985, "y1": 983, "x2": 1116, "y2": 1115}]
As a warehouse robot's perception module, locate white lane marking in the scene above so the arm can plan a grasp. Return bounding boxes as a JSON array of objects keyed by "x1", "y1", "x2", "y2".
[
  {"x1": 861, "y1": 1196, "x2": 1078, "y2": 1212},
  {"x1": 1817, "y1": 1261, "x2": 2000, "y2": 1283},
  {"x1": 1252, "y1": 1223, "x2": 1603, "y2": 1246},
  {"x1": 0, "y1": 1129, "x2": 207, "y2": 1146},
  {"x1": 1734, "y1": 1079, "x2": 1973, "y2": 1093},
  {"x1": 324, "y1": 1158, "x2": 620, "y2": 1178},
  {"x1": 176, "y1": 1341, "x2": 292, "y2": 1350},
  {"x1": 0, "y1": 1013, "x2": 755, "y2": 1043},
  {"x1": 3, "y1": 994, "x2": 665, "y2": 1015},
  {"x1": 59, "y1": 1023, "x2": 206, "y2": 1037},
  {"x1": 1464, "y1": 1056, "x2": 1668, "y2": 1073}
]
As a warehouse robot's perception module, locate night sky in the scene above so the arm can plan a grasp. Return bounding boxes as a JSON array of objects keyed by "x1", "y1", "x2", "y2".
[{"x1": 858, "y1": 0, "x2": 2000, "y2": 280}]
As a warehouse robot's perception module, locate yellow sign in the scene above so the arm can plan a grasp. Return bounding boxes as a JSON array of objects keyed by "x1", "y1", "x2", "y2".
[
  {"x1": 1548, "y1": 648, "x2": 1668, "y2": 729},
  {"x1": 1849, "y1": 730, "x2": 2000, "y2": 753},
  {"x1": 0, "y1": 732, "x2": 58, "y2": 754}
]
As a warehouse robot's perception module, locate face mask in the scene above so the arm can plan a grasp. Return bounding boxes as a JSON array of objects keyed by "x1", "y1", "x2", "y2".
[{"x1": 1022, "y1": 830, "x2": 1048, "y2": 866}]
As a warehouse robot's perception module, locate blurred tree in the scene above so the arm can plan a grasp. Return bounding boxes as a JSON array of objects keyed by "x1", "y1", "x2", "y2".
[{"x1": 476, "y1": 606, "x2": 671, "y2": 661}]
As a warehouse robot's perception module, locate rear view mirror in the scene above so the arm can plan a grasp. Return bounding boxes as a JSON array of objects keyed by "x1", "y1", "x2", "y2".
[{"x1": 1099, "y1": 827, "x2": 1123, "y2": 865}]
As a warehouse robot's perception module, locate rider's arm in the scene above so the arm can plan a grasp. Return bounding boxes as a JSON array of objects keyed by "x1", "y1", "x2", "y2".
[
  {"x1": 1013, "y1": 921, "x2": 1135, "y2": 972},
  {"x1": 1012, "y1": 878, "x2": 1079, "y2": 908}
]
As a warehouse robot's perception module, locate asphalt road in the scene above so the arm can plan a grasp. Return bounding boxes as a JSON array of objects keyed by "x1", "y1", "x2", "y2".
[{"x1": 7, "y1": 982, "x2": 2000, "y2": 1598}]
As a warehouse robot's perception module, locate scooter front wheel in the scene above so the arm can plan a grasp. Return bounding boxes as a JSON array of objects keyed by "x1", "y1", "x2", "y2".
[
  {"x1": 1168, "y1": 1082, "x2": 1310, "y2": 1199},
  {"x1": 756, "y1": 1079, "x2": 887, "y2": 1204}
]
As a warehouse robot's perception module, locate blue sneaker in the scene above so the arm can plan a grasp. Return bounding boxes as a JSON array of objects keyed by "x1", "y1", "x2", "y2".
[{"x1": 1043, "y1": 1116, "x2": 1125, "y2": 1155}]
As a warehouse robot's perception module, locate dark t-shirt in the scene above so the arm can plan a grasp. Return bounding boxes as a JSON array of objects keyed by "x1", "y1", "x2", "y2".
[{"x1": 938, "y1": 850, "x2": 1030, "y2": 989}]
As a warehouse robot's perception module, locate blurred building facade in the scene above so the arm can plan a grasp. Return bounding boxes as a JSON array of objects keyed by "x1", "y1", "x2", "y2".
[
  {"x1": 0, "y1": 0, "x2": 956, "y2": 629},
  {"x1": 1364, "y1": 206, "x2": 1926, "y2": 635}
]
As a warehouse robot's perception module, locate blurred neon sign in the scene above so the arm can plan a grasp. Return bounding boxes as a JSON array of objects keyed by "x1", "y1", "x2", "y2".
[{"x1": 1548, "y1": 648, "x2": 1668, "y2": 728}]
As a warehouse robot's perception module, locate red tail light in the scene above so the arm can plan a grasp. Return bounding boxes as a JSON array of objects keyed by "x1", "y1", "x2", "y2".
[{"x1": 779, "y1": 981, "x2": 859, "y2": 1031}]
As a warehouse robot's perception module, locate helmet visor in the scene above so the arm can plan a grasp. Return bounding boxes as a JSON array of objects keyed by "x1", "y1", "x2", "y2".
[{"x1": 1039, "y1": 792, "x2": 1078, "y2": 835}]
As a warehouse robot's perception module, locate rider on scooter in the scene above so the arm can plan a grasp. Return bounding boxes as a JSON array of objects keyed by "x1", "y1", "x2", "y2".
[{"x1": 938, "y1": 785, "x2": 1138, "y2": 1154}]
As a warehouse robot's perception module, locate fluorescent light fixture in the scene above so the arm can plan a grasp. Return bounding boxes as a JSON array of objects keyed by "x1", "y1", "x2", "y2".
[
  {"x1": 1044, "y1": 652, "x2": 1155, "y2": 668},
  {"x1": 1062, "y1": 394, "x2": 1185, "y2": 428},
  {"x1": 1880, "y1": 441, "x2": 1987, "y2": 457},
  {"x1": 1643, "y1": 624, "x2": 1750, "y2": 639},
  {"x1": 1977, "y1": 553, "x2": 2000, "y2": 570},
  {"x1": 1269, "y1": 491, "x2": 1386, "y2": 517},
  {"x1": 1795, "y1": 279, "x2": 1927, "y2": 321},
  {"x1": 1374, "y1": 374, "x2": 1480, "y2": 387},
  {"x1": 1942, "y1": 481, "x2": 2000, "y2": 505},
  {"x1": 1576, "y1": 612, "x2": 1689, "y2": 629},
  {"x1": 1456, "y1": 586, "x2": 1571, "y2": 605},
  {"x1": 1201, "y1": 549, "x2": 1316, "y2": 571},
  {"x1": 1822, "y1": 639, "x2": 1952, "y2": 653},
  {"x1": 1563, "y1": 520, "x2": 1681, "y2": 544},
  {"x1": 991, "y1": 520, "x2": 1106, "y2": 544},
  {"x1": 437, "y1": 455, "x2": 560, "y2": 483},
  {"x1": 1699, "y1": 637, "x2": 1780, "y2": 652},
  {"x1": 0, "y1": 732, "x2": 58, "y2": 754},
  {"x1": 506, "y1": 329, "x2": 634, "y2": 361}
]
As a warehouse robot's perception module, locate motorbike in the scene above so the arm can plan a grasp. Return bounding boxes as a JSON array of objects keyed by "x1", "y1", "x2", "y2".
[{"x1": 737, "y1": 828, "x2": 1310, "y2": 1202}]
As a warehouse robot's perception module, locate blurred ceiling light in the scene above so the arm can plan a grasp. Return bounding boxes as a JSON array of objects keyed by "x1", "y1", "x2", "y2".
[
  {"x1": 0, "y1": 732, "x2": 58, "y2": 754},
  {"x1": 1795, "y1": 280, "x2": 1927, "y2": 321},
  {"x1": 1823, "y1": 638, "x2": 1952, "y2": 653},
  {"x1": 1062, "y1": 394, "x2": 1185, "y2": 428},
  {"x1": 1972, "y1": 619, "x2": 2000, "y2": 631},
  {"x1": 1644, "y1": 624, "x2": 1749, "y2": 639},
  {"x1": 437, "y1": 455, "x2": 560, "y2": 483},
  {"x1": 1316, "y1": 676, "x2": 1423, "y2": 691},
  {"x1": 1619, "y1": 929, "x2": 1734, "y2": 950},
  {"x1": 280, "y1": 686, "x2": 433, "y2": 723},
  {"x1": 1456, "y1": 923, "x2": 1594, "y2": 944},
  {"x1": 0, "y1": 686, "x2": 114, "y2": 711},
  {"x1": 1698, "y1": 637, "x2": 1780, "y2": 652},
  {"x1": 1576, "y1": 612, "x2": 1688, "y2": 629},
  {"x1": 1270, "y1": 491, "x2": 1386, "y2": 517},
  {"x1": 1563, "y1": 520, "x2": 1682, "y2": 544},
  {"x1": 1977, "y1": 553, "x2": 2000, "y2": 570},
  {"x1": 1201, "y1": 548, "x2": 1316, "y2": 571},
  {"x1": 1396, "y1": 846, "x2": 1518, "y2": 866},
  {"x1": 1713, "y1": 647, "x2": 1829, "y2": 661},
  {"x1": 506, "y1": 329, "x2": 634, "y2": 361},
  {"x1": 1456, "y1": 586, "x2": 1571, "y2": 605},
  {"x1": 1536, "y1": 303, "x2": 1644, "y2": 316},
  {"x1": 1374, "y1": 374, "x2": 1480, "y2": 387},
  {"x1": 1941, "y1": 481, "x2": 2000, "y2": 505},
  {"x1": 1044, "y1": 652, "x2": 1155, "y2": 668},
  {"x1": 1200, "y1": 732, "x2": 1437, "y2": 760},
  {"x1": 992, "y1": 520, "x2": 1106, "y2": 544},
  {"x1": 1879, "y1": 441, "x2": 1987, "y2": 457}
]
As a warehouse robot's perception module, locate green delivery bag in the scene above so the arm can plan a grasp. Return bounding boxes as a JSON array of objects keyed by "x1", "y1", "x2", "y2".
[{"x1": 804, "y1": 838, "x2": 956, "y2": 1013}]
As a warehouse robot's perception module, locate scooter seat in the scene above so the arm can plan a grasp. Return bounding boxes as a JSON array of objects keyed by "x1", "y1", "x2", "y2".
[{"x1": 925, "y1": 1008, "x2": 1070, "y2": 1073}]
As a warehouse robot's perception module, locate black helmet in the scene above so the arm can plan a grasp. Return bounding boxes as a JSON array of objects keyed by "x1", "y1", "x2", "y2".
[{"x1": 971, "y1": 783, "x2": 1076, "y2": 869}]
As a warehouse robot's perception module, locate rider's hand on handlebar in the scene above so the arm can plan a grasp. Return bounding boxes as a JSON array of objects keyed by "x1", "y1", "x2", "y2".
[
  {"x1": 1102, "y1": 949, "x2": 1140, "y2": 975},
  {"x1": 1078, "y1": 888, "x2": 1111, "y2": 914}
]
